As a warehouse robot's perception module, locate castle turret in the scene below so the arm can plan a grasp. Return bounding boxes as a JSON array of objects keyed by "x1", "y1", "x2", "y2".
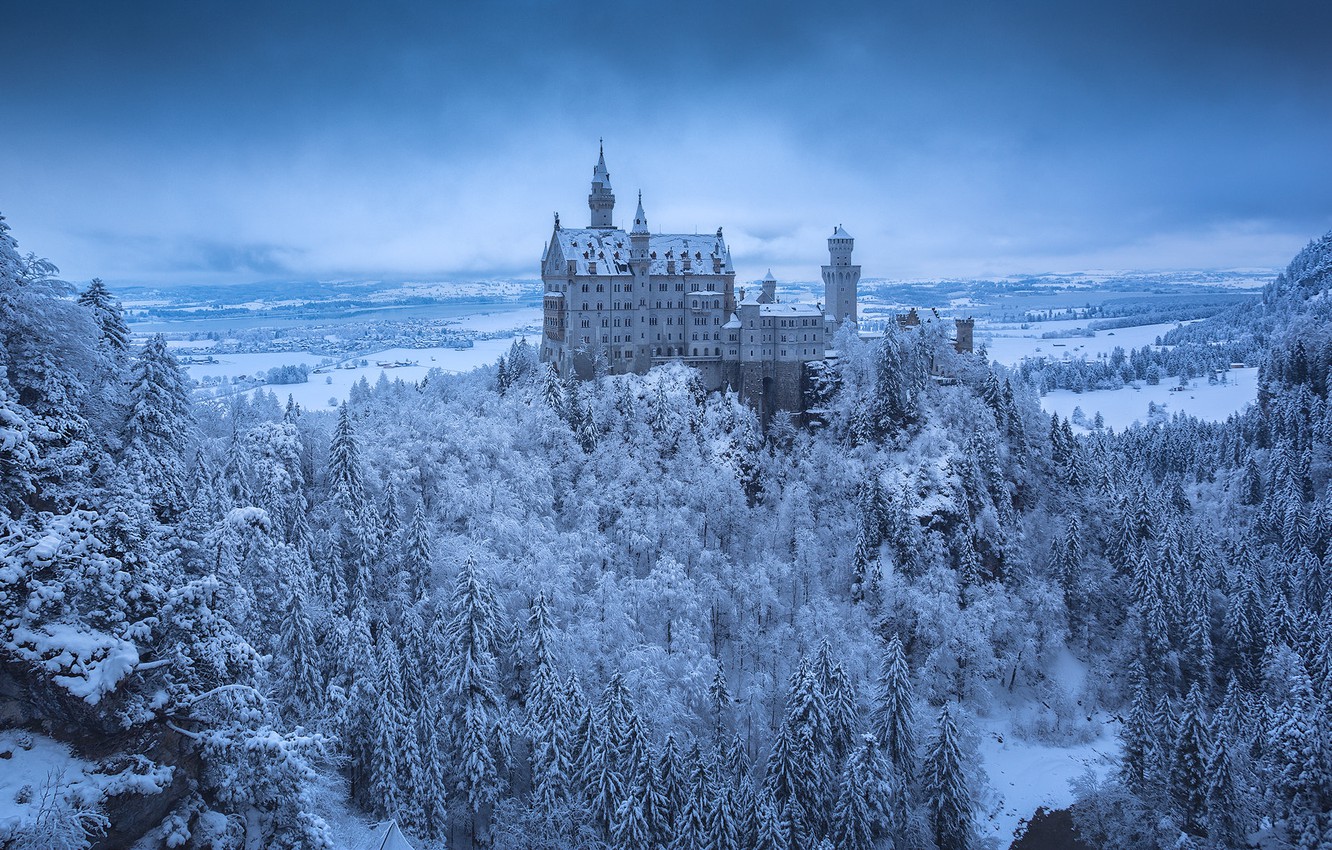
[
  {"x1": 954, "y1": 317, "x2": 975, "y2": 353},
  {"x1": 588, "y1": 141, "x2": 615, "y2": 229},
  {"x1": 760, "y1": 269, "x2": 776, "y2": 304},
  {"x1": 821, "y1": 224, "x2": 860, "y2": 326},
  {"x1": 630, "y1": 191, "x2": 650, "y2": 275}
]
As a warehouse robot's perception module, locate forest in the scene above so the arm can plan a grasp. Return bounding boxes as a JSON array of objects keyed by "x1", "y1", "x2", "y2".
[{"x1": 3, "y1": 212, "x2": 1332, "y2": 850}]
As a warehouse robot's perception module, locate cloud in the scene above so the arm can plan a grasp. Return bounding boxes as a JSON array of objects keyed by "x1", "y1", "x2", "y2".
[{"x1": 1, "y1": 0, "x2": 1329, "y2": 284}]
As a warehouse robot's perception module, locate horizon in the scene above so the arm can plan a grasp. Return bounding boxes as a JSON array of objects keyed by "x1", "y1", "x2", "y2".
[{"x1": 2, "y1": 0, "x2": 1329, "y2": 288}]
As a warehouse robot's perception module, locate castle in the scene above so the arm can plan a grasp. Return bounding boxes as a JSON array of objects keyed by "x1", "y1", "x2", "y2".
[{"x1": 539, "y1": 146, "x2": 970, "y2": 419}]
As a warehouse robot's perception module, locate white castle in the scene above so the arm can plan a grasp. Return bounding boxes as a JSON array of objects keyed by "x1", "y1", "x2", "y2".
[{"x1": 539, "y1": 145, "x2": 860, "y2": 418}]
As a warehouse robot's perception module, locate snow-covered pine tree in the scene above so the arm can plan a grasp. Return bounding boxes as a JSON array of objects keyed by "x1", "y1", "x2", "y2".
[
  {"x1": 922, "y1": 703, "x2": 974, "y2": 850},
  {"x1": 1169, "y1": 682, "x2": 1211, "y2": 838},
  {"x1": 871, "y1": 633, "x2": 918, "y2": 788},
  {"x1": 442, "y1": 555, "x2": 505, "y2": 844},
  {"x1": 77, "y1": 278, "x2": 131, "y2": 356},
  {"x1": 121, "y1": 334, "x2": 193, "y2": 519}
]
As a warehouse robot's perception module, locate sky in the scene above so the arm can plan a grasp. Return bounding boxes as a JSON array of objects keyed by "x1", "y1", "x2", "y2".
[{"x1": 2, "y1": 0, "x2": 1330, "y2": 287}]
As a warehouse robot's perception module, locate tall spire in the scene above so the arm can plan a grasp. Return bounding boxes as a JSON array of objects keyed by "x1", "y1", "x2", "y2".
[
  {"x1": 631, "y1": 190, "x2": 649, "y2": 234},
  {"x1": 589, "y1": 141, "x2": 615, "y2": 228}
]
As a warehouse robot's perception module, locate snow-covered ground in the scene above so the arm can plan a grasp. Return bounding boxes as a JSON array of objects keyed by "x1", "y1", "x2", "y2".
[
  {"x1": 976, "y1": 650, "x2": 1121, "y2": 847},
  {"x1": 976, "y1": 318, "x2": 1259, "y2": 428},
  {"x1": 1042, "y1": 368, "x2": 1259, "y2": 430},
  {"x1": 0, "y1": 729, "x2": 94, "y2": 830},
  {"x1": 188, "y1": 337, "x2": 525, "y2": 409},
  {"x1": 980, "y1": 320, "x2": 1182, "y2": 366},
  {"x1": 977, "y1": 717, "x2": 1120, "y2": 846}
]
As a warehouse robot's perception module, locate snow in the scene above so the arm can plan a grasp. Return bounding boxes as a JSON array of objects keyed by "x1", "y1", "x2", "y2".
[
  {"x1": 188, "y1": 337, "x2": 525, "y2": 409},
  {"x1": 977, "y1": 652, "x2": 1121, "y2": 847},
  {"x1": 9, "y1": 624, "x2": 141, "y2": 705},
  {"x1": 361, "y1": 820, "x2": 417, "y2": 850},
  {"x1": 0, "y1": 730, "x2": 171, "y2": 834},
  {"x1": 1042, "y1": 368, "x2": 1259, "y2": 430},
  {"x1": 0, "y1": 729, "x2": 94, "y2": 828},
  {"x1": 980, "y1": 320, "x2": 1183, "y2": 367}
]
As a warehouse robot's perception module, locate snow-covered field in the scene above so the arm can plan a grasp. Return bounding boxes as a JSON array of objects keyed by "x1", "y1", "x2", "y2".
[
  {"x1": 188, "y1": 337, "x2": 525, "y2": 409},
  {"x1": 1042, "y1": 368, "x2": 1259, "y2": 431},
  {"x1": 978, "y1": 319, "x2": 1259, "y2": 428},
  {"x1": 978, "y1": 718, "x2": 1120, "y2": 846},
  {"x1": 980, "y1": 320, "x2": 1182, "y2": 366}
]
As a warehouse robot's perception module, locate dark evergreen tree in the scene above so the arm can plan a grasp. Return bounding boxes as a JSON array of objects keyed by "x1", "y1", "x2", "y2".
[{"x1": 923, "y1": 703, "x2": 973, "y2": 850}]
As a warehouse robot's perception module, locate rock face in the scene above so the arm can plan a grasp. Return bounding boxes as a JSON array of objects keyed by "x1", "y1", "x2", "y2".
[{"x1": 1, "y1": 659, "x2": 200, "y2": 849}]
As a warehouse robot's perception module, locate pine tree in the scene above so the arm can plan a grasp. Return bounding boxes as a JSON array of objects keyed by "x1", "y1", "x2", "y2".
[
  {"x1": 442, "y1": 556, "x2": 504, "y2": 841},
  {"x1": 122, "y1": 334, "x2": 193, "y2": 518},
  {"x1": 1120, "y1": 675, "x2": 1155, "y2": 795},
  {"x1": 1265, "y1": 661, "x2": 1327, "y2": 850},
  {"x1": 402, "y1": 501, "x2": 434, "y2": 603},
  {"x1": 871, "y1": 634, "x2": 918, "y2": 788},
  {"x1": 329, "y1": 403, "x2": 366, "y2": 510},
  {"x1": 923, "y1": 703, "x2": 973, "y2": 850},
  {"x1": 1205, "y1": 722, "x2": 1246, "y2": 850},
  {"x1": 752, "y1": 788, "x2": 790, "y2": 850},
  {"x1": 277, "y1": 575, "x2": 323, "y2": 720},
  {"x1": 77, "y1": 278, "x2": 130, "y2": 356},
  {"x1": 371, "y1": 631, "x2": 411, "y2": 820},
  {"x1": 415, "y1": 691, "x2": 450, "y2": 843},
  {"x1": 709, "y1": 661, "x2": 732, "y2": 748},
  {"x1": 834, "y1": 735, "x2": 895, "y2": 850},
  {"x1": 1170, "y1": 683, "x2": 1211, "y2": 837}
]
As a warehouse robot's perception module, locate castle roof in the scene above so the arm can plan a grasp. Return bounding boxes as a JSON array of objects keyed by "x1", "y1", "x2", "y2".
[
  {"x1": 759, "y1": 302, "x2": 823, "y2": 317},
  {"x1": 832, "y1": 225, "x2": 853, "y2": 240},
  {"x1": 545, "y1": 227, "x2": 733, "y2": 277}
]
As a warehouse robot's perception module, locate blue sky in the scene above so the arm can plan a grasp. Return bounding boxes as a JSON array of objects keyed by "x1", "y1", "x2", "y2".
[{"x1": 2, "y1": 0, "x2": 1329, "y2": 285}]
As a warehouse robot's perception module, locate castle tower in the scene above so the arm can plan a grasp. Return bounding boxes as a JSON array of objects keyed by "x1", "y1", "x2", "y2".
[
  {"x1": 760, "y1": 269, "x2": 776, "y2": 303},
  {"x1": 954, "y1": 317, "x2": 975, "y2": 353},
  {"x1": 821, "y1": 224, "x2": 860, "y2": 326},
  {"x1": 630, "y1": 191, "x2": 650, "y2": 273},
  {"x1": 588, "y1": 141, "x2": 616, "y2": 229}
]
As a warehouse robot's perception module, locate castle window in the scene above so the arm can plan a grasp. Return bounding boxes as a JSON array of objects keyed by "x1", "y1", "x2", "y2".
[
  {"x1": 675, "y1": 283, "x2": 684, "y2": 291},
  {"x1": 596, "y1": 284, "x2": 604, "y2": 292},
  {"x1": 582, "y1": 302, "x2": 588, "y2": 311},
  {"x1": 658, "y1": 283, "x2": 667, "y2": 292},
  {"x1": 581, "y1": 284, "x2": 589, "y2": 293},
  {"x1": 580, "y1": 319, "x2": 590, "y2": 328},
  {"x1": 601, "y1": 319, "x2": 609, "y2": 327},
  {"x1": 597, "y1": 303, "x2": 603, "y2": 310},
  {"x1": 624, "y1": 284, "x2": 632, "y2": 292}
]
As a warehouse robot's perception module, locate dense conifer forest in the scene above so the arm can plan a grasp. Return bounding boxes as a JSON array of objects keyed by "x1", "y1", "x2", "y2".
[{"x1": 4, "y1": 213, "x2": 1332, "y2": 849}]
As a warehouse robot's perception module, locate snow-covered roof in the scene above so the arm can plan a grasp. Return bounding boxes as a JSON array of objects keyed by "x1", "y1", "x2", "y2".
[
  {"x1": 833, "y1": 225, "x2": 853, "y2": 240},
  {"x1": 762, "y1": 269, "x2": 776, "y2": 282},
  {"x1": 759, "y1": 303, "x2": 823, "y2": 317},
  {"x1": 364, "y1": 821, "x2": 416, "y2": 850},
  {"x1": 546, "y1": 227, "x2": 733, "y2": 277},
  {"x1": 724, "y1": 315, "x2": 741, "y2": 329}
]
